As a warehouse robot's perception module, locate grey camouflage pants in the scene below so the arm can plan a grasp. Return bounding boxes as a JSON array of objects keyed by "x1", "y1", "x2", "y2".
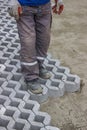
[{"x1": 17, "y1": 2, "x2": 51, "y2": 81}]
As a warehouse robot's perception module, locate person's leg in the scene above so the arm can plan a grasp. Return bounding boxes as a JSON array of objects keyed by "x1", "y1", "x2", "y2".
[
  {"x1": 35, "y1": 2, "x2": 52, "y2": 79},
  {"x1": 17, "y1": 6, "x2": 43, "y2": 94},
  {"x1": 17, "y1": 6, "x2": 39, "y2": 81}
]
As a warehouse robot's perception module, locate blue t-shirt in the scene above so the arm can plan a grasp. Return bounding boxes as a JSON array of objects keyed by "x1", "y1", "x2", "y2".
[{"x1": 18, "y1": 0, "x2": 50, "y2": 6}]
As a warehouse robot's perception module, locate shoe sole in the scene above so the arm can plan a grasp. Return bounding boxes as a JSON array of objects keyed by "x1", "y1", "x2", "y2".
[
  {"x1": 28, "y1": 87, "x2": 43, "y2": 94},
  {"x1": 39, "y1": 74, "x2": 51, "y2": 79}
]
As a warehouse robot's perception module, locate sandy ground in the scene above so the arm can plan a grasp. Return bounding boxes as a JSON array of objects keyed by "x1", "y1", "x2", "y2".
[{"x1": 41, "y1": 0, "x2": 87, "y2": 130}]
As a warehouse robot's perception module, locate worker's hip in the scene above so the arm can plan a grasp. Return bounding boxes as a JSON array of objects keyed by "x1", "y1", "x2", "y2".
[{"x1": 21, "y1": 2, "x2": 51, "y2": 15}]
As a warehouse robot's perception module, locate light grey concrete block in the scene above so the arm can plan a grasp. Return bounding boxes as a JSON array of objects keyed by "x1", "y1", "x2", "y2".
[
  {"x1": 17, "y1": 106, "x2": 35, "y2": 122},
  {"x1": 11, "y1": 73, "x2": 22, "y2": 81},
  {"x1": 7, "y1": 117, "x2": 30, "y2": 130},
  {"x1": 34, "y1": 111, "x2": 51, "y2": 126},
  {"x1": 14, "y1": 90, "x2": 30, "y2": 102},
  {"x1": 64, "y1": 74, "x2": 80, "y2": 92},
  {"x1": 46, "y1": 126, "x2": 60, "y2": 130},
  {"x1": 0, "y1": 95, "x2": 10, "y2": 107},
  {"x1": 0, "y1": 78, "x2": 6, "y2": 87},
  {"x1": 46, "y1": 79, "x2": 65, "y2": 97},
  {"x1": 19, "y1": 100, "x2": 40, "y2": 114},
  {"x1": 0, "y1": 71, "x2": 13, "y2": 81},
  {"x1": 0, "y1": 127, "x2": 7, "y2": 130},
  {"x1": 0, "y1": 85, "x2": 15, "y2": 97},
  {"x1": 47, "y1": 58, "x2": 60, "y2": 68},
  {"x1": 29, "y1": 124, "x2": 43, "y2": 130},
  {"x1": 4, "y1": 65, "x2": 18, "y2": 73},
  {"x1": 44, "y1": 61, "x2": 55, "y2": 71},
  {"x1": 0, "y1": 57, "x2": 8, "y2": 64},
  {"x1": 4, "y1": 106, "x2": 20, "y2": 119},
  {"x1": 51, "y1": 72, "x2": 66, "y2": 82},
  {"x1": 29, "y1": 85, "x2": 48, "y2": 104},
  {"x1": 41, "y1": 126, "x2": 60, "y2": 130},
  {"x1": 0, "y1": 115, "x2": 13, "y2": 128},
  {"x1": 52, "y1": 66, "x2": 70, "y2": 75},
  {"x1": 2, "y1": 52, "x2": 15, "y2": 59},
  {"x1": 0, "y1": 51, "x2": 4, "y2": 57},
  {"x1": 6, "y1": 80, "x2": 22, "y2": 90},
  {"x1": 0, "y1": 46, "x2": 7, "y2": 53},
  {"x1": 29, "y1": 113, "x2": 44, "y2": 128},
  {"x1": 0, "y1": 106, "x2": 6, "y2": 116}
]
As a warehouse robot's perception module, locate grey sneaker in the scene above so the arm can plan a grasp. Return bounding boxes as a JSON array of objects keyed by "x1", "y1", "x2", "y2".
[
  {"x1": 25, "y1": 79, "x2": 43, "y2": 94},
  {"x1": 39, "y1": 66, "x2": 51, "y2": 79}
]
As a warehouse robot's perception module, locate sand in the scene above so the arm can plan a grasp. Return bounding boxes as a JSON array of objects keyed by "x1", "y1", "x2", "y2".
[{"x1": 41, "y1": 0, "x2": 87, "y2": 129}]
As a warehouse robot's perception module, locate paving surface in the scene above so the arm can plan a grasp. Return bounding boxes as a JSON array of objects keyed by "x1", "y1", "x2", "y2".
[{"x1": 0, "y1": 0, "x2": 86, "y2": 130}]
